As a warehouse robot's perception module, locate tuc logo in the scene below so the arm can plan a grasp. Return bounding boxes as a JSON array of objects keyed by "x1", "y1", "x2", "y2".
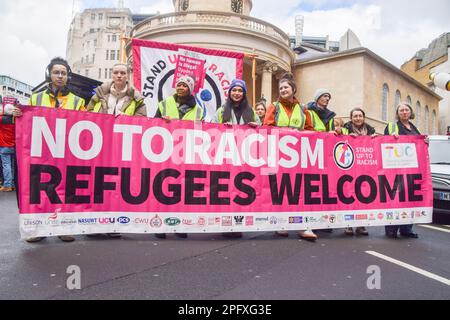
[
  {"x1": 333, "y1": 142, "x2": 355, "y2": 170},
  {"x1": 99, "y1": 218, "x2": 115, "y2": 224}
]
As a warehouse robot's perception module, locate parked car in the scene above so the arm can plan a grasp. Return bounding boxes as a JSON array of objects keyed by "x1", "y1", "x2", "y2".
[{"x1": 428, "y1": 136, "x2": 450, "y2": 224}]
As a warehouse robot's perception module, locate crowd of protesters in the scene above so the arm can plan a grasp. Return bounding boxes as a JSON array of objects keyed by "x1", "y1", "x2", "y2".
[{"x1": 2, "y1": 57, "x2": 424, "y2": 243}]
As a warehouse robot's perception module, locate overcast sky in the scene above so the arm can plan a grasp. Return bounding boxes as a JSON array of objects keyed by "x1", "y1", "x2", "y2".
[{"x1": 0, "y1": 0, "x2": 449, "y2": 87}]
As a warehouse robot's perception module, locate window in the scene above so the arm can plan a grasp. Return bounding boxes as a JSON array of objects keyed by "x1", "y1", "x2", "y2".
[
  {"x1": 382, "y1": 84, "x2": 389, "y2": 121},
  {"x1": 85, "y1": 69, "x2": 89, "y2": 77},
  {"x1": 90, "y1": 28, "x2": 95, "y2": 34},
  {"x1": 94, "y1": 39, "x2": 97, "y2": 47},
  {"x1": 92, "y1": 54, "x2": 95, "y2": 63},
  {"x1": 86, "y1": 55, "x2": 89, "y2": 63},
  {"x1": 109, "y1": 68, "x2": 112, "y2": 79},
  {"x1": 91, "y1": 13, "x2": 95, "y2": 21},
  {"x1": 231, "y1": 0, "x2": 243, "y2": 14},
  {"x1": 117, "y1": 50, "x2": 120, "y2": 61},
  {"x1": 432, "y1": 110, "x2": 437, "y2": 135},
  {"x1": 407, "y1": 96, "x2": 412, "y2": 106},
  {"x1": 104, "y1": 68, "x2": 108, "y2": 79},
  {"x1": 424, "y1": 106, "x2": 429, "y2": 134},
  {"x1": 395, "y1": 90, "x2": 401, "y2": 109},
  {"x1": 416, "y1": 102, "x2": 421, "y2": 128},
  {"x1": 81, "y1": 57, "x2": 84, "y2": 64},
  {"x1": 98, "y1": 68, "x2": 102, "y2": 79},
  {"x1": 110, "y1": 50, "x2": 116, "y2": 60},
  {"x1": 99, "y1": 13, "x2": 103, "y2": 22},
  {"x1": 108, "y1": 35, "x2": 111, "y2": 42},
  {"x1": 106, "y1": 50, "x2": 109, "y2": 60},
  {"x1": 112, "y1": 35, "x2": 117, "y2": 42}
]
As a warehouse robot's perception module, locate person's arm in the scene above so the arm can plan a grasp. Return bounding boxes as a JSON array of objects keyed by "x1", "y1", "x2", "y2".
[
  {"x1": 134, "y1": 100, "x2": 147, "y2": 117},
  {"x1": 303, "y1": 110, "x2": 314, "y2": 131},
  {"x1": 263, "y1": 104, "x2": 277, "y2": 126}
]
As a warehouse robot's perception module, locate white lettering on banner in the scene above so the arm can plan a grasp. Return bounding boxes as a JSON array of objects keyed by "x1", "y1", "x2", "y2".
[
  {"x1": 114, "y1": 124, "x2": 143, "y2": 161},
  {"x1": 242, "y1": 134, "x2": 265, "y2": 168},
  {"x1": 31, "y1": 117, "x2": 67, "y2": 158},
  {"x1": 68, "y1": 121, "x2": 103, "y2": 160},
  {"x1": 214, "y1": 132, "x2": 242, "y2": 166},
  {"x1": 279, "y1": 136, "x2": 299, "y2": 169},
  {"x1": 141, "y1": 127, "x2": 173, "y2": 163},
  {"x1": 301, "y1": 137, "x2": 324, "y2": 169},
  {"x1": 185, "y1": 129, "x2": 212, "y2": 165},
  {"x1": 267, "y1": 135, "x2": 277, "y2": 168}
]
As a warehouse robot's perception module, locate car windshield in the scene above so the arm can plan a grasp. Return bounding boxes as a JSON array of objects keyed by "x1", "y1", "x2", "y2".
[{"x1": 429, "y1": 139, "x2": 450, "y2": 164}]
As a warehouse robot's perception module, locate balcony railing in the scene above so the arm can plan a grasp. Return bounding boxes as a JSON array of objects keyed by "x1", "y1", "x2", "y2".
[{"x1": 131, "y1": 11, "x2": 290, "y2": 45}]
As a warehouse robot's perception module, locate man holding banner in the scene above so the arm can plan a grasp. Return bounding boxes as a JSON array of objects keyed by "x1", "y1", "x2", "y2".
[{"x1": 25, "y1": 57, "x2": 86, "y2": 243}]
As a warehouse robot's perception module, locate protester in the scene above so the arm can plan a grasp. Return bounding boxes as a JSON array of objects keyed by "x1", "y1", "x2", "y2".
[
  {"x1": 304, "y1": 88, "x2": 339, "y2": 235},
  {"x1": 25, "y1": 57, "x2": 86, "y2": 243},
  {"x1": 305, "y1": 88, "x2": 336, "y2": 132},
  {"x1": 30, "y1": 57, "x2": 85, "y2": 111},
  {"x1": 154, "y1": 75, "x2": 204, "y2": 121},
  {"x1": 264, "y1": 73, "x2": 317, "y2": 242},
  {"x1": 254, "y1": 101, "x2": 267, "y2": 124},
  {"x1": 213, "y1": 79, "x2": 258, "y2": 238},
  {"x1": 86, "y1": 63, "x2": 147, "y2": 238},
  {"x1": 87, "y1": 63, "x2": 146, "y2": 117},
  {"x1": 154, "y1": 75, "x2": 204, "y2": 239},
  {"x1": 333, "y1": 117, "x2": 347, "y2": 135},
  {"x1": 0, "y1": 102, "x2": 16, "y2": 192},
  {"x1": 384, "y1": 103, "x2": 421, "y2": 239},
  {"x1": 342, "y1": 108, "x2": 377, "y2": 236}
]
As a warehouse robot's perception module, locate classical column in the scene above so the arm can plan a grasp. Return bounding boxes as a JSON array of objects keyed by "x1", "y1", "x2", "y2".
[{"x1": 261, "y1": 62, "x2": 277, "y2": 104}]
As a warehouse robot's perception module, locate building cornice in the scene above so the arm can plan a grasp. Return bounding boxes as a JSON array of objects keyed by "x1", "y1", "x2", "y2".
[{"x1": 294, "y1": 47, "x2": 442, "y2": 100}]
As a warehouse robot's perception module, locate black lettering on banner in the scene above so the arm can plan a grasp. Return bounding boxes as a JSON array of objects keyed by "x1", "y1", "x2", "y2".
[
  {"x1": 355, "y1": 175, "x2": 377, "y2": 204},
  {"x1": 337, "y1": 175, "x2": 355, "y2": 205},
  {"x1": 304, "y1": 174, "x2": 321, "y2": 205},
  {"x1": 94, "y1": 167, "x2": 119, "y2": 204},
  {"x1": 121, "y1": 168, "x2": 151, "y2": 205},
  {"x1": 153, "y1": 169, "x2": 181, "y2": 205},
  {"x1": 378, "y1": 175, "x2": 405, "y2": 203},
  {"x1": 210, "y1": 171, "x2": 230, "y2": 205},
  {"x1": 322, "y1": 175, "x2": 338, "y2": 205},
  {"x1": 269, "y1": 174, "x2": 302, "y2": 205},
  {"x1": 30, "y1": 164, "x2": 62, "y2": 204},
  {"x1": 65, "y1": 166, "x2": 91, "y2": 204},
  {"x1": 185, "y1": 170, "x2": 207, "y2": 205},
  {"x1": 407, "y1": 174, "x2": 423, "y2": 201},
  {"x1": 234, "y1": 172, "x2": 256, "y2": 206}
]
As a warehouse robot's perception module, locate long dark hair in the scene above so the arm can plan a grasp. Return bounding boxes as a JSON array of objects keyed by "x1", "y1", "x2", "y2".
[{"x1": 222, "y1": 94, "x2": 254, "y2": 124}]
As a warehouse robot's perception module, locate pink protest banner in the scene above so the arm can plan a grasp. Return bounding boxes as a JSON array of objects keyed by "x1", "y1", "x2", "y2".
[{"x1": 16, "y1": 107, "x2": 433, "y2": 238}]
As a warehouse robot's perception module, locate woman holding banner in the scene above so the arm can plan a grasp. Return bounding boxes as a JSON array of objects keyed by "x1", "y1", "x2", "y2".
[
  {"x1": 343, "y1": 107, "x2": 377, "y2": 236},
  {"x1": 154, "y1": 75, "x2": 204, "y2": 239},
  {"x1": 213, "y1": 79, "x2": 259, "y2": 238},
  {"x1": 384, "y1": 103, "x2": 420, "y2": 239},
  {"x1": 264, "y1": 73, "x2": 318, "y2": 242}
]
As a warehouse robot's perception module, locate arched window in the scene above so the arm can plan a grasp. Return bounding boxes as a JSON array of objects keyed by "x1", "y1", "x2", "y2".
[
  {"x1": 395, "y1": 90, "x2": 401, "y2": 109},
  {"x1": 415, "y1": 101, "x2": 421, "y2": 128},
  {"x1": 424, "y1": 106, "x2": 429, "y2": 134},
  {"x1": 432, "y1": 110, "x2": 437, "y2": 135},
  {"x1": 406, "y1": 96, "x2": 412, "y2": 106},
  {"x1": 382, "y1": 84, "x2": 389, "y2": 121}
]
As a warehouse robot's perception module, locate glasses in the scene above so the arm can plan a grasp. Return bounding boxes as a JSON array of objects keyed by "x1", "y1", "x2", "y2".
[{"x1": 52, "y1": 71, "x2": 68, "y2": 77}]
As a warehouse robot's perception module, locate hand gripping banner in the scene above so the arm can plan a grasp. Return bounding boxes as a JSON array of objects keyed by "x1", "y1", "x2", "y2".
[
  {"x1": 132, "y1": 39, "x2": 244, "y2": 121},
  {"x1": 16, "y1": 107, "x2": 433, "y2": 238}
]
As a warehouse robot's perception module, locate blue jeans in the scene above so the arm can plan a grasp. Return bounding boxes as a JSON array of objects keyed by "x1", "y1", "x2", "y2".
[
  {"x1": 0, "y1": 147, "x2": 15, "y2": 188},
  {"x1": 385, "y1": 224, "x2": 413, "y2": 235}
]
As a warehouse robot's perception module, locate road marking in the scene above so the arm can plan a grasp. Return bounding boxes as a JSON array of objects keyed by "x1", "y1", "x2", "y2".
[
  {"x1": 417, "y1": 225, "x2": 450, "y2": 233},
  {"x1": 366, "y1": 251, "x2": 450, "y2": 286}
]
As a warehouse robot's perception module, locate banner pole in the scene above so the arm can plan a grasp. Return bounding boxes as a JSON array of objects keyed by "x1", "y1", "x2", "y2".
[{"x1": 252, "y1": 48, "x2": 256, "y2": 108}]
